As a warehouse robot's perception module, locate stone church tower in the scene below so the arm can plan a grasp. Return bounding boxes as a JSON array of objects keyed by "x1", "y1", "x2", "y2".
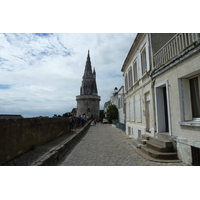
[{"x1": 76, "y1": 51, "x2": 101, "y2": 119}]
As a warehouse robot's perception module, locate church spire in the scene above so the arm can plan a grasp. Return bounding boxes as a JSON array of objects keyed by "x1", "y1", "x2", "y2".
[
  {"x1": 93, "y1": 67, "x2": 96, "y2": 75},
  {"x1": 84, "y1": 50, "x2": 93, "y2": 77}
]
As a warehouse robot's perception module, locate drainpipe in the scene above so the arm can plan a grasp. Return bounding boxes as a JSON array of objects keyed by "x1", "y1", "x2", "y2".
[
  {"x1": 148, "y1": 33, "x2": 157, "y2": 136},
  {"x1": 147, "y1": 33, "x2": 152, "y2": 76},
  {"x1": 151, "y1": 78, "x2": 157, "y2": 136}
]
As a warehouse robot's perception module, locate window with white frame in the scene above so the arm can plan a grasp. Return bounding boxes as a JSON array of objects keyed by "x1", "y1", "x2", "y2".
[
  {"x1": 133, "y1": 60, "x2": 138, "y2": 83},
  {"x1": 141, "y1": 45, "x2": 147, "y2": 75},
  {"x1": 180, "y1": 74, "x2": 200, "y2": 121},
  {"x1": 128, "y1": 67, "x2": 133, "y2": 88}
]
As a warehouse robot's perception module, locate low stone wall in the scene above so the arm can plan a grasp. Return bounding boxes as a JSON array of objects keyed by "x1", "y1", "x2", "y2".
[
  {"x1": 0, "y1": 117, "x2": 74, "y2": 165},
  {"x1": 32, "y1": 120, "x2": 92, "y2": 166}
]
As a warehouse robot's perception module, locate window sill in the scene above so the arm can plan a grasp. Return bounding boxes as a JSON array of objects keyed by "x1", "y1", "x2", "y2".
[
  {"x1": 133, "y1": 80, "x2": 139, "y2": 87},
  {"x1": 178, "y1": 121, "x2": 200, "y2": 127},
  {"x1": 141, "y1": 71, "x2": 148, "y2": 79},
  {"x1": 126, "y1": 81, "x2": 139, "y2": 93}
]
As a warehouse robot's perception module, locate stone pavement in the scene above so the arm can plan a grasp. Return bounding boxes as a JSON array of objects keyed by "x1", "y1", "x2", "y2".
[{"x1": 57, "y1": 124, "x2": 187, "y2": 166}]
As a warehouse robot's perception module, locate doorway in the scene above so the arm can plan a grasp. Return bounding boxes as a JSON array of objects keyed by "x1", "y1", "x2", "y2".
[{"x1": 155, "y1": 82, "x2": 171, "y2": 134}]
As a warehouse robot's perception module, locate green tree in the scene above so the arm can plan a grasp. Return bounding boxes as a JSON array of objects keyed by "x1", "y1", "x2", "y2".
[
  {"x1": 62, "y1": 112, "x2": 72, "y2": 117},
  {"x1": 106, "y1": 104, "x2": 118, "y2": 123}
]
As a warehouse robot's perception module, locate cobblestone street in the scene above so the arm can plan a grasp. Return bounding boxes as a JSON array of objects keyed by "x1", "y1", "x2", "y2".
[{"x1": 57, "y1": 124, "x2": 186, "y2": 166}]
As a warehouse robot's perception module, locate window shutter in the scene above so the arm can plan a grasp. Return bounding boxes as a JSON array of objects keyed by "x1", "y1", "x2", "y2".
[
  {"x1": 146, "y1": 41, "x2": 150, "y2": 72},
  {"x1": 125, "y1": 74, "x2": 128, "y2": 91},
  {"x1": 130, "y1": 97, "x2": 135, "y2": 121},
  {"x1": 130, "y1": 98, "x2": 133, "y2": 121},
  {"x1": 135, "y1": 94, "x2": 141, "y2": 122},
  {"x1": 133, "y1": 61, "x2": 137, "y2": 83},
  {"x1": 137, "y1": 54, "x2": 142, "y2": 79},
  {"x1": 126, "y1": 101, "x2": 130, "y2": 121}
]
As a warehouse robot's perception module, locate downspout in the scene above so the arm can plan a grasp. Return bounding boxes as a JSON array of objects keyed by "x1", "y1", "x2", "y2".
[
  {"x1": 148, "y1": 33, "x2": 157, "y2": 136},
  {"x1": 151, "y1": 78, "x2": 156, "y2": 136}
]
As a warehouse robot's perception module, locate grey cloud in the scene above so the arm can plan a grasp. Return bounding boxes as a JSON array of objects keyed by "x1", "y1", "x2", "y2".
[{"x1": 0, "y1": 33, "x2": 136, "y2": 117}]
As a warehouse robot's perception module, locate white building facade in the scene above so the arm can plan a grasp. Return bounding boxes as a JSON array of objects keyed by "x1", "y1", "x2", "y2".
[
  {"x1": 122, "y1": 33, "x2": 200, "y2": 165},
  {"x1": 121, "y1": 33, "x2": 155, "y2": 138},
  {"x1": 151, "y1": 33, "x2": 200, "y2": 165}
]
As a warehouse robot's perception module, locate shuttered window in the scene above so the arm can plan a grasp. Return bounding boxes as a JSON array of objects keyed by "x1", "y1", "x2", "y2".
[
  {"x1": 141, "y1": 47, "x2": 147, "y2": 75},
  {"x1": 126, "y1": 101, "x2": 130, "y2": 121},
  {"x1": 130, "y1": 98, "x2": 135, "y2": 121},
  {"x1": 128, "y1": 67, "x2": 133, "y2": 88},
  {"x1": 133, "y1": 60, "x2": 138, "y2": 83},
  {"x1": 125, "y1": 74, "x2": 128, "y2": 92}
]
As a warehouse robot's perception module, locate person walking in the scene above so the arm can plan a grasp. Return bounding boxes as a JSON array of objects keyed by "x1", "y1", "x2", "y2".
[
  {"x1": 69, "y1": 116, "x2": 74, "y2": 133},
  {"x1": 78, "y1": 115, "x2": 82, "y2": 127},
  {"x1": 73, "y1": 116, "x2": 76, "y2": 132}
]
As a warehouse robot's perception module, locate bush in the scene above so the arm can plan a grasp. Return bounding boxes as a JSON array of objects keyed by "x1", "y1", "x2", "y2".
[{"x1": 106, "y1": 104, "x2": 118, "y2": 123}]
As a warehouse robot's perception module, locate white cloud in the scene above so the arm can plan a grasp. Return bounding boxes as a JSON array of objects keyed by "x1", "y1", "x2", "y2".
[{"x1": 0, "y1": 33, "x2": 136, "y2": 117}]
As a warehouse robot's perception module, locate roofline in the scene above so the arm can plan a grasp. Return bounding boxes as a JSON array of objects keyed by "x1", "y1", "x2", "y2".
[
  {"x1": 118, "y1": 85, "x2": 124, "y2": 91},
  {"x1": 121, "y1": 33, "x2": 145, "y2": 72}
]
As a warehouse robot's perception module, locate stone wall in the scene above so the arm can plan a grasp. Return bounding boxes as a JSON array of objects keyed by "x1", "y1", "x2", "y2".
[
  {"x1": 76, "y1": 95, "x2": 100, "y2": 119},
  {"x1": 0, "y1": 117, "x2": 74, "y2": 165}
]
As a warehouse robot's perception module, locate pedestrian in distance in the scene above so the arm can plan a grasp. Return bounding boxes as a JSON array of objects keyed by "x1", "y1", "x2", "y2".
[
  {"x1": 73, "y1": 117, "x2": 76, "y2": 132},
  {"x1": 81, "y1": 116, "x2": 85, "y2": 127},
  {"x1": 78, "y1": 115, "x2": 82, "y2": 127},
  {"x1": 69, "y1": 116, "x2": 74, "y2": 133}
]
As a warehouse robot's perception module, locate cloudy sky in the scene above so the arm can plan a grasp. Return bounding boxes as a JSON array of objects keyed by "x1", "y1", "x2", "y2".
[{"x1": 0, "y1": 33, "x2": 136, "y2": 117}]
